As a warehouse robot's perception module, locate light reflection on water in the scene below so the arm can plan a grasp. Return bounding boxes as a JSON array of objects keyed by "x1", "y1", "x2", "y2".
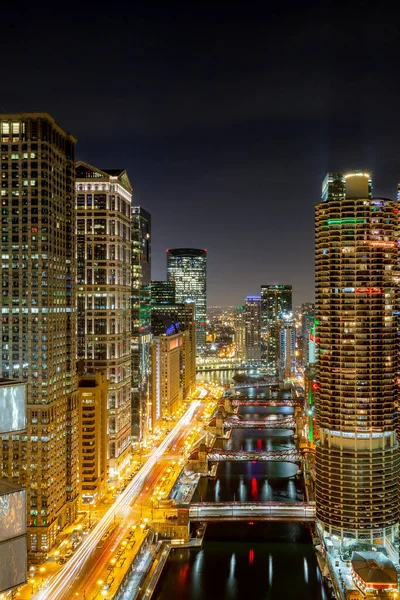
[
  {"x1": 153, "y1": 524, "x2": 331, "y2": 600},
  {"x1": 152, "y1": 373, "x2": 330, "y2": 600}
]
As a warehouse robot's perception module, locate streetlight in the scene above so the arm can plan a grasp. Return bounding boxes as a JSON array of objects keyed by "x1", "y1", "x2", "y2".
[
  {"x1": 29, "y1": 579, "x2": 35, "y2": 595},
  {"x1": 40, "y1": 567, "x2": 45, "y2": 584}
]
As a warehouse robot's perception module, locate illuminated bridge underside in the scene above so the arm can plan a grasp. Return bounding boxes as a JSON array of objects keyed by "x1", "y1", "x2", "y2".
[
  {"x1": 224, "y1": 417, "x2": 295, "y2": 429},
  {"x1": 189, "y1": 502, "x2": 315, "y2": 522},
  {"x1": 231, "y1": 399, "x2": 302, "y2": 407},
  {"x1": 207, "y1": 449, "x2": 302, "y2": 462}
]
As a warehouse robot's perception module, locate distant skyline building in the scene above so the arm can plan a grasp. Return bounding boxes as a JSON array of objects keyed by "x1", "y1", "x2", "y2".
[
  {"x1": 0, "y1": 113, "x2": 78, "y2": 556},
  {"x1": 300, "y1": 302, "x2": 315, "y2": 367},
  {"x1": 277, "y1": 312, "x2": 296, "y2": 379},
  {"x1": 131, "y1": 206, "x2": 152, "y2": 440},
  {"x1": 315, "y1": 170, "x2": 399, "y2": 545},
  {"x1": 234, "y1": 305, "x2": 246, "y2": 362},
  {"x1": 151, "y1": 280, "x2": 175, "y2": 305},
  {"x1": 76, "y1": 162, "x2": 132, "y2": 481},
  {"x1": 260, "y1": 284, "x2": 292, "y2": 372},
  {"x1": 244, "y1": 296, "x2": 261, "y2": 362},
  {"x1": 166, "y1": 248, "x2": 207, "y2": 353}
]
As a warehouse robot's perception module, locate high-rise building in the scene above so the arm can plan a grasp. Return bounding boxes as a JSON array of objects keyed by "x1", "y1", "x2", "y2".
[
  {"x1": 131, "y1": 206, "x2": 152, "y2": 440},
  {"x1": 76, "y1": 163, "x2": 132, "y2": 482},
  {"x1": 315, "y1": 170, "x2": 399, "y2": 545},
  {"x1": 0, "y1": 380, "x2": 27, "y2": 593},
  {"x1": 300, "y1": 302, "x2": 315, "y2": 367},
  {"x1": 77, "y1": 372, "x2": 108, "y2": 504},
  {"x1": 166, "y1": 248, "x2": 207, "y2": 354},
  {"x1": 234, "y1": 305, "x2": 246, "y2": 362},
  {"x1": 151, "y1": 332, "x2": 185, "y2": 425},
  {"x1": 244, "y1": 296, "x2": 261, "y2": 362},
  {"x1": 277, "y1": 312, "x2": 296, "y2": 379},
  {"x1": 151, "y1": 302, "x2": 196, "y2": 400},
  {"x1": 151, "y1": 280, "x2": 175, "y2": 305},
  {"x1": 0, "y1": 113, "x2": 78, "y2": 555},
  {"x1": 260, "y1": 285, "x2": 292, "y2": 371}
]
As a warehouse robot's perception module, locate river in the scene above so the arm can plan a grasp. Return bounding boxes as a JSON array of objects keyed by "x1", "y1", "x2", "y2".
[{"x1": 153, "y1": 378, "x2": 329, "y2": 600}]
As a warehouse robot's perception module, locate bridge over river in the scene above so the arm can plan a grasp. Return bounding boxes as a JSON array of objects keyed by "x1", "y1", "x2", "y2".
[
  {"x1": 188, "y1": 502, "x2": 315, "y2": 522},
  {"x1": 230, "y1": 398, "x2": 303, "y2": 407},
  {"x1": 207, "y1": 448, "x2": 303, "y2": 463},
  {"x1": 224, "y1": 417, "x2": 296, "y2": 430}
]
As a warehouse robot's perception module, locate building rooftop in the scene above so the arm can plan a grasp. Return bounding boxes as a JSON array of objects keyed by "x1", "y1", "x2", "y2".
[
  {"x1": 0, "y1": 480, "x2": 25, "y2": 497},
  {"x1": 351, "y1": 551, "x2": 397, "y2": 586}
]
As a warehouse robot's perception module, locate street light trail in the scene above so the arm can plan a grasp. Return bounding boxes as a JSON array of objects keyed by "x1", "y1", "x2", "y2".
[{"x1": 34, "y1": 400, "x2": 201, "y2": 600}]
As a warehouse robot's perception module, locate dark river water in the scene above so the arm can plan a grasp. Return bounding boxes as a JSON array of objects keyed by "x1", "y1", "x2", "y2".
[{"x1": 153, "y1": 379, "x2": 329, "y2": 600}]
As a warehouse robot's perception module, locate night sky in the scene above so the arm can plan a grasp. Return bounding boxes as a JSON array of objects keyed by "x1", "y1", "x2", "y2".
[{"x1": 2, "y1": 2, "x2": 400, "y2": 306}]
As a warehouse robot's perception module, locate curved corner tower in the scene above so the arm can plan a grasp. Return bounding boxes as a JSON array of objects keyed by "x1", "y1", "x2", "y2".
[{"x1": 315, "y1": 171, "x2": 399, "y2": 544}]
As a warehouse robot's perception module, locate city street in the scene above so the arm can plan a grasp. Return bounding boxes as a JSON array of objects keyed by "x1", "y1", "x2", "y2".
[{"x1": 24, "y1": 385, "x2": 221, "y2": 600}]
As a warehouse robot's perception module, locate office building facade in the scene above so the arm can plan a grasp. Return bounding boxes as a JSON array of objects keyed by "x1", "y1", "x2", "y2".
[
  {"x1": 76, "y1": 163, "x2": 132, "y2": 481},
  {"x1": 151, "y1": 280, "x2": 175, "y2": 305},
  {"x1": 0, "y1": 113, "x2": 78, "y2": 554},
  {"x1": 277, "y1": 313, "x2": 296, "y2": 379},
  {"x1": 315, "y1": 171, "x2": 399, "y2": 544},
  {"x1": 131, "y1": 206, "x2": 152, "y2": 440},
  {"x1": 234, "y1": 305, "x2": 246, "y2": 362},
  {"x1": 78, "y1": 372, "x2": 108, "y2": 504},
  {"x1": 166, "y1": 248, "x2": 207, "y2": 354},
  {"x1": 151, "y1": 332, "x2": 185, "y2": 425},
  {"x1": 260, "y1": 284, "x2": 292, "y2": 372},
  {"x1": 151, "y1": 302, "x2": 196, "y2": 399},
  {"x1": 244, "y1": 296, "x2": 261, "y2": 362},
  {"x1": 300, "y1": 302, "x2": 315, "y2": 367}
]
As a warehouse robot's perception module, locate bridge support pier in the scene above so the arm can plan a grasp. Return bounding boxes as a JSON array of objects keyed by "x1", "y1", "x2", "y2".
[{"x1": 188, "y1": 443, "x2": 209, "y2": 475}]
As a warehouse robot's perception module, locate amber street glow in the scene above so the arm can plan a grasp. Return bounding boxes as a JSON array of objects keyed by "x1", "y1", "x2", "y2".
[{"x1": 33, "y1": 400, "x2": 201, "y2": 600}]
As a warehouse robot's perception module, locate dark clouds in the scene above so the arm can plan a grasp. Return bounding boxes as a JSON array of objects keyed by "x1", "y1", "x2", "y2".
[{"x1": 2, "y1": 1, "x2": 400, "y2": 305}]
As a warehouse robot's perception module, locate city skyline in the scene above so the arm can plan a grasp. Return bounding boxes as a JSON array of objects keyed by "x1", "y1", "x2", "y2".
[
  {"x1": 2, "y1": 4, "x2": 400, "y2": 598},
  {"x1": 3, "y1": 4, "x2": 400, "y2": 306}
]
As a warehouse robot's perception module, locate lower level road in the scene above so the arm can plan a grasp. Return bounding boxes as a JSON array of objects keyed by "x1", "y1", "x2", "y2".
[{"x1": 33, "y1": 400, "x2": 202, "y2": 600}]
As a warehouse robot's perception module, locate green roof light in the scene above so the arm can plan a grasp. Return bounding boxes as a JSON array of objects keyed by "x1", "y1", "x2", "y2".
[{"x1": 327, "y1": 218, "x2": 367, "y2": 226}]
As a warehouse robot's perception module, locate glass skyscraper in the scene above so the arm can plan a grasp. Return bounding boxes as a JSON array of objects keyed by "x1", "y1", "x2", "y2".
[
  {"x1": 166, "y1": 248, "x2": 207, "y2": 354},
  {"x1": 131, "y1": 206, "x2": 152, "y2": 440},
  {"x1": 260, "y1": 284, "x2": 292, "y2": 372},
  {"x1": 315, "y1": 170, "x2": 399, "y2": 545}
]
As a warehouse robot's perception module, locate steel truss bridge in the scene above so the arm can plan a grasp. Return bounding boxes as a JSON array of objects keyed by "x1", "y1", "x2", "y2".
[
  {"x1": 188, "y1": 502, "x2": 315, "y2": 522},
  {"x1": 224, "y1": 417, "x2": 296, "y2": 430},
  {"x1": 230, "y1": 398, "x2": 303, "y2": 407},
  {"x1": 207, "y1": 449, "x2": 302, "y2": 462}
]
